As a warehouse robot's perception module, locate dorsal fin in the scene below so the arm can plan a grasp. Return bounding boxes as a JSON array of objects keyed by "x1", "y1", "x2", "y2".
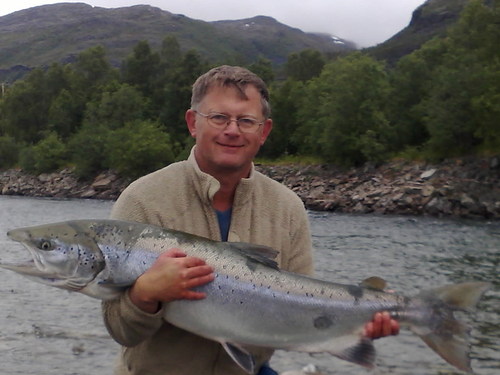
[
  {"x1": 229, "y1": 242, "x2": 279, "y2": 270},
  {"x1": 360, "y1": 276, "x2": 387, "y2": 291}
]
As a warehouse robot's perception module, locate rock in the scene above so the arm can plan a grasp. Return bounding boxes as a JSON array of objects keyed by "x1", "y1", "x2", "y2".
[
  {"x1": 420, "y1": 168, "x2": 437, "y2": 179},
  {"x1": 421, "y1": 185, "x2": 435, "y2": 197},
  {"x1": 1, "y1": 157, "x2": 498, "y2": 220},
  {"x1": 92, "y1": 176, "x2": 115, "y2": 191},
  {"x1": 490, "y1": 157, "x2": 499, "y2": 169},
  {"x1": 425, "y1": 196, "x2": 452, "y2": 216}
]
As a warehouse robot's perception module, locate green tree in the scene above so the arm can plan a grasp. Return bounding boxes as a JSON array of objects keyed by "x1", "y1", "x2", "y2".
[
  {"x1": 122, "y1": 40, "x2": 161, "y2": 98},
  {"x1": 47, "y1": 89, "x2": 83, "y2": 139},
  {"x1": 73, "y1": 46, "x2": 116, "y2": 88},
  {"x1": 20, "y1": 132, "x2": 67, "y2": 173},
  {"x1": 68, "y1": 124, "x2": 112, "y2": 179},
  {"x1": 248, "y1": 57, "x2": 275, "y2": 85},
  {"x1": 158, "y1": 50, "x2": 208, "y2": 145},
  {"x1": 83, "y1": 83, "x2": 150, "y2": 130},
  {"x1": 262, "y1": 78, "x2": 305, "y2": 158},
  {"x1": 285, "y1": 49, "x2": 325, "y2": 82},
  {"x1": 0, "y1": 135, "x2": 19, "y2": 168},
  {"x1": 0, "y1": 69, "x2": 49, "y2": 143},
  {"x1": 297, "y1": 53, "x2": 392, "y2": 166},
  {"x1": 387, "y1": 38, "x2": 448, "y2": 150},
  {"x1": 421, "y1": 0, "x2": 500, "y2": 158},
  {"x1": 107, "y1": 120, "x2": 175, "y2": 178}
]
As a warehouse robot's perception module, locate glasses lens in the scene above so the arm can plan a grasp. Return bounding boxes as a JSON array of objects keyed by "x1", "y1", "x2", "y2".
[
  {"x1": 201, "y1": 112, "x2": 262, "y2": 133},
  {"x1": 208, "y1": 114, "x2": 229, "y2": 125},
  {"x1": 237, "y1": 118, "x2": 259, "y2": 133}
]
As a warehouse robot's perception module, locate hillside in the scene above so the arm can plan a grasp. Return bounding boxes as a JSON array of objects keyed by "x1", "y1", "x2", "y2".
[
  {"x1": 367, "y1": 0, "x2": 470, "y2": 64},
  {"x1": 0, "y1": 3, "x2": 354, "y2": 82}
]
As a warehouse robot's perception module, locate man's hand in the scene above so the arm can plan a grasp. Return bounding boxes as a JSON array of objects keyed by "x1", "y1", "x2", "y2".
[
  {"x1": 129, "y1": 248, "x2": 215, "y2": 313},
  {"x1": 364, "y1": 311, "x2": 400, "y2": 339}
]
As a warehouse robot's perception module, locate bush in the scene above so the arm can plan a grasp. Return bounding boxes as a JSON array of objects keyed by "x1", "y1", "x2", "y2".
[
  {"x1": 69, "y1": 124, "x2": 112, "y2": 179},
  {"x1": 18, "y1": 146, "x2": 37, "y2": 173},
  {"x1": 107, "y1": 120, "x2": 175, "y2": 178},
  {"x1": 0, "y1": 136, "x2": 20, "y2": 169},
  {"x1": 29, "y1": 132, "x2": 67, "y2": 173}
]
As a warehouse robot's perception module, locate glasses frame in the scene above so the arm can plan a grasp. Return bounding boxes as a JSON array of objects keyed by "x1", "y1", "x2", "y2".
[{"x1": 193, "y1": 110, "x2": 265, "y2": 134}]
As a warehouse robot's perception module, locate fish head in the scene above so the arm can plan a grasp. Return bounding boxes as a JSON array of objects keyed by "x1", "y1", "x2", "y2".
[{"x1": 3, "y1": 221, "x2": 105, "y2": 292}]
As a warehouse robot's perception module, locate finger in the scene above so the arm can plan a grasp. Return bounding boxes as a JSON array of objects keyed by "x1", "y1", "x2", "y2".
[
  {"x1": 372, "y1": 312, "x2": 383, "y2": 338},
  {"x1": 164, "y1": 248, "x2": 187, "y2": 258},
  {"x1": 183, "y1": 273, "x2": 215, "y2": 289},
  {"x1": 183, "y1": 256, "x2": 208, "y2": 268},
  {"x1": 184, "y1": 265, "x2": 214, "y2": 279},
  {"x1": 182, "y1": 290, "x2": 207, "y2": 300},
  {"x1": 381, "y1": 312, "x2": 392, "y2": 337}
]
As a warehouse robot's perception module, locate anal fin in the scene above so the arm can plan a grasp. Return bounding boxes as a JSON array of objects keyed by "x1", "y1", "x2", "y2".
[
  {"x1": 222, "y1": 342, "x2": 256, "y2": 374},
  {"x1": 333, "y1": 337, "x2": 376, "y2": 369}
]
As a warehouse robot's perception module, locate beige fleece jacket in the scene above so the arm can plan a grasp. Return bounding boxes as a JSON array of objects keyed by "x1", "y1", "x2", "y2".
[{"x1": 102, "y1": 148, "x2": 314, "y2": 375}]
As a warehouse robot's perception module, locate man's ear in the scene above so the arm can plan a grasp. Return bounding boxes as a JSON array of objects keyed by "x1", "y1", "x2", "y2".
[
  {"x1": 260, "y1": 118, "x2": 273, "y2": 146},
  {"x1": 186, "y1": 109, "x2": 197, "y2": 138}
]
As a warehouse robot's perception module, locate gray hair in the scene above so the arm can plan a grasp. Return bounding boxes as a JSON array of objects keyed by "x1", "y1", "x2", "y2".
[{"x1": 191, "y1": 65, "x2": 271, "y2": 118}]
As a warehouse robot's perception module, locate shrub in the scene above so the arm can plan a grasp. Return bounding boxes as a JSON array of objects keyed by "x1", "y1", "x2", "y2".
[
  {"x1": 107, "y1": 120, "x2": 175, "y2": 178},
  {"x1": 0, "y1": 136, "x2": 20, "y2": 169}
]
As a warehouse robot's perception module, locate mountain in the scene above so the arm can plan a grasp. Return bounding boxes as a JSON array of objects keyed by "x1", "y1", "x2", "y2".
[
  {"x1": 0, "y1": 3, "x2": 354, "y2": 82},
  {"x1": 367, "y1": 0, "x2": 470, "y2": 64}
]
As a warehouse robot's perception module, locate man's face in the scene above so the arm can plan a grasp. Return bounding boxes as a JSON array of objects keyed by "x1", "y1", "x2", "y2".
[{"x1": 186, "y1": 85, "x2": 272, "y2": 177}]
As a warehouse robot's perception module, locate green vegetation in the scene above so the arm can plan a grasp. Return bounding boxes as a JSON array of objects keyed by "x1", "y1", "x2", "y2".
[{"x1": 0, "y1": 0, "x2": 498, "y2": 178}]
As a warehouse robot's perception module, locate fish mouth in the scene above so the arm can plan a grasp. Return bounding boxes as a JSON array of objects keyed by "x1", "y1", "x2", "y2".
[{"x1": 0, "y1": 259, "x2": 63, "y2": 283}]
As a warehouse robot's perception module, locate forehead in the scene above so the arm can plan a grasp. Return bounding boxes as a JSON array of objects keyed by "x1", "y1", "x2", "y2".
[{"x1": 200, "y1": 85, "x2": 264, "y2": 113}]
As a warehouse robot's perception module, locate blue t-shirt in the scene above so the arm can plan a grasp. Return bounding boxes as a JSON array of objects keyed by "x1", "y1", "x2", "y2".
[{"x1": 215, "y1": 208, "x2": 232, "y2": 241}]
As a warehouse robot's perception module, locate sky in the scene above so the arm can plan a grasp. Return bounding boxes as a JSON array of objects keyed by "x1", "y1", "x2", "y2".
[{"x1": 0, "y1": 0, "x2": 428, "y2": 47}]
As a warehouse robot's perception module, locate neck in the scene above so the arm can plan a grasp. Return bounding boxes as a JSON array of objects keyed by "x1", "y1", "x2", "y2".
[
  {"x1": 212, "y1": 174, "x2": 239, "y2": 211},
  {"x1": 211, "y1": 166, "x2": 252, "y2": 211}
]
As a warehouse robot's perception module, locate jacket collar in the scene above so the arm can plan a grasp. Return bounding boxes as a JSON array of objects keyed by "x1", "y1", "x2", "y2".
[{"x1": 187, "y1": 146, "x2": 256, "y2": 208}]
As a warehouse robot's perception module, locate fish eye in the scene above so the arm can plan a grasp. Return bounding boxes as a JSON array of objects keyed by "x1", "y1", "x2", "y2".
[{"x1": 39, "y1": 240, "x2": 53, "y2": 251}]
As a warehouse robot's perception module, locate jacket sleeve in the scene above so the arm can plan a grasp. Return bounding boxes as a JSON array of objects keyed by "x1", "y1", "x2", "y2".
[
  {"x1": 102, "y1": 290, "x2": 165, "y2": 346},
  {"x1": 284, "y1": 197, "x2": 315, "y2": 276},
  {"x1": 101, "y1": 187, "x2": 165, "y2": 346}
]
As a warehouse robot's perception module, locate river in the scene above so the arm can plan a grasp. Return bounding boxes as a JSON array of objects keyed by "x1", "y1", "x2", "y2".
[{"x1": 0, "y1": 196, "x2": 498, "y2": 375}]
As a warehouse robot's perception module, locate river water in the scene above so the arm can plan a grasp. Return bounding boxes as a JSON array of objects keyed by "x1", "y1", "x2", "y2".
[{"x1": 0, "y1": 196, "x2": 498, "y2": 375}]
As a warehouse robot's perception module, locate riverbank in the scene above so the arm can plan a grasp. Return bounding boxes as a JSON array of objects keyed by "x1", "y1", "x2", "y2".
[{"x1": 1, "y1": 156, "x2": 499, "y2": 220}]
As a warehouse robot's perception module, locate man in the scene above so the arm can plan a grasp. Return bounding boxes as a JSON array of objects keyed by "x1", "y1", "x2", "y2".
[{"x1": 102, "y1": 65, "x2": 398, "y2": 375}]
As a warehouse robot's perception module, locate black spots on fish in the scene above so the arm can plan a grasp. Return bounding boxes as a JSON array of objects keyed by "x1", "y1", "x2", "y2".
[
  {"x1": 347, "y1": 285, "x2": 364, "y2": 300},
  {"x1": 313, "y1": 315, "x2": 335, "y2": 330}
]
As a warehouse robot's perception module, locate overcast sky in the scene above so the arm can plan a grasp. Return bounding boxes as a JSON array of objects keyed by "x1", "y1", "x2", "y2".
[{"x1": 0, "y1": 0, "x2": 428, "y2": 47}]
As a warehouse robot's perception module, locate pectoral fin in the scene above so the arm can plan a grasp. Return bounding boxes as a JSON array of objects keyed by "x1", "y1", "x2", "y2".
[
  {"x1": 230, "y1": 242, "x2": 279, "y2": 270},
  {"x1": 222, "y1": 342, "x2": 255, "y2": 374}
]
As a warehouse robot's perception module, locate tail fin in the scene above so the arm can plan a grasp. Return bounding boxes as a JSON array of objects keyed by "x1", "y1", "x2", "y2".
[{"x1": 410, "y1": 282, "x2": 491, "y2": 373}]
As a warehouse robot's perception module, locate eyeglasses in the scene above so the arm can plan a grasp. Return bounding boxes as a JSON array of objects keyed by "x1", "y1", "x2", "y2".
[{"x1": 194, "y1": 110, "x2": 265, "y2": 134}]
